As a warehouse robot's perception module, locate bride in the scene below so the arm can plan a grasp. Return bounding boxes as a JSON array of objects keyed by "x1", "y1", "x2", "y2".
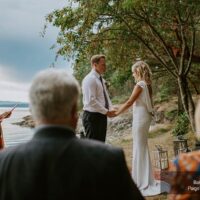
[{"x1": 113, "y1": 61, "x2": 169, "y2": 196}]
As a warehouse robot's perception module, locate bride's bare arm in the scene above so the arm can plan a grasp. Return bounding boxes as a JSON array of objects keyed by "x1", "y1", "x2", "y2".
[{"x1": 115, "y1": 85, "x2": 142, "y2": 115}]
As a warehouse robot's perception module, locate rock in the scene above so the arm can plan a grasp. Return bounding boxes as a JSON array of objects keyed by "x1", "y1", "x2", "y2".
[
  {"x1": 154, "y1": 111, "x2": 165, "y2": 123},
  {"x1": 12, "y1": 115, "x2": 35, "y2": 128}
]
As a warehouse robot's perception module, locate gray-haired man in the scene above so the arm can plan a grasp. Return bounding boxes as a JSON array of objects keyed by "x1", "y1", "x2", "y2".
[{"x1": 0, "y1": 69, "x2": 144, "y2": 200}]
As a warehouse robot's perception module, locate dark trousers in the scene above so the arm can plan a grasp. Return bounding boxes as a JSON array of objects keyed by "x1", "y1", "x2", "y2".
[{"x1": 82, "y1": 111, "x2": 107, "y2": 142}]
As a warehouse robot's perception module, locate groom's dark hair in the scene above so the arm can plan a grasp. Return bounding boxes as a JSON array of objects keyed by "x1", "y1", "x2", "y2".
[{"x1": 91, "y1": 54, "x2": 105, "y2": 65}]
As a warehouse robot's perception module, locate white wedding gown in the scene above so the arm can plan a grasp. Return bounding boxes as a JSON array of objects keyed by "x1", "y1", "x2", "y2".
[{"x1": 132, "y1": 81, "x2": 169, "y2": 196}]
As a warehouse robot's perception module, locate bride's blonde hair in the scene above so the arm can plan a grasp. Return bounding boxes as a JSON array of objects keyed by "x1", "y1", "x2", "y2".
[{"x1": 132, "y1": 61, "x2": 152, "y2": 84}]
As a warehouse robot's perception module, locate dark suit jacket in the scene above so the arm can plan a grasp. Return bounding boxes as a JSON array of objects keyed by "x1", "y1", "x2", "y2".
[{"x1": 0, "y1": 126, "x2": 144, "y2": 200}]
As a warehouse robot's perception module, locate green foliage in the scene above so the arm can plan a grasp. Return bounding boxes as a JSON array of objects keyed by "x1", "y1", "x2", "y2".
[
  {"x1": 165, "y1": 109, "x2": 178, "y2": 121},
  {"x1": 45, "y1": 0, "x2": 200, "y2": 74},
  {"x1": 158, "y1": 86, "x2": 170, "y2": 102},
  {"x1": 110, "y1": 69, "x2": 132, "y2": 88},
  {"x1": 45, "y1": 0, "x2": 200, "y2": 130},
  {"x1": 73, "y1": 56, "x2": 91, "y2": 82},
  {"x1": 172, "y1": 112, "x2": 189, "y2": 136},
  {"x1": 153, "y1": 74, "x2": 177, "y2": 103},
  {"x1": 45, "y1": 0, "x2": 200, "y2": 83},
  {"x1": 148, "y1": 128, "x2": 170, "y2": 139}
]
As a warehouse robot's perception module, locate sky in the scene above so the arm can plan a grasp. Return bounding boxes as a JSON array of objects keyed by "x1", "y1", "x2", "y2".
[{"x1": 0, "y1": 0, "x2": 72, "y2": 102}]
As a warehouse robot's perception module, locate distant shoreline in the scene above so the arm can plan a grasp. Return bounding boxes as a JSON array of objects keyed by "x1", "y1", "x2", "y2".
[
  {"x1": 0, "y1": 101, "x2": 29, "y2": 108},
  {"x1": 0, "y1": 105, "x2": 29, "y2": 108}
]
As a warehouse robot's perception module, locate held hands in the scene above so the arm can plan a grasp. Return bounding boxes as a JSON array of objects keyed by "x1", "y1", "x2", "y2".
[
  {"x1": 106, "y1": 106, "x2": 120, "y2": 118},
  {"x1": 107, "y1": 110, "x2": 116, "y2": 118}
]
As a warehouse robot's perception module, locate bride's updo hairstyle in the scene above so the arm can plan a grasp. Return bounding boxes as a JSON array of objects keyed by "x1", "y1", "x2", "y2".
[{"x1": 132, "y1": 61, "x2": 152, "y2": 84}]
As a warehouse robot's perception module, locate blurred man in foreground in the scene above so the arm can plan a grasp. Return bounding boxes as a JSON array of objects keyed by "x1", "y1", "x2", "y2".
[{"x1": 0, "y1": 69, "x2": 144, "y2": 200}]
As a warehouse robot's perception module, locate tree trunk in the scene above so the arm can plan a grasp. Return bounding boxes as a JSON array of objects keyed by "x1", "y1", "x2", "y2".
[
  {"x1": 188, "y1": 77, "x2": 200, "y2": 95},
  {"x1": 177, "y1": 90, "x2": 184, "y2": 114},
  {"x1": 178, "y1": 75, "x2": 195, "y2": 131}
]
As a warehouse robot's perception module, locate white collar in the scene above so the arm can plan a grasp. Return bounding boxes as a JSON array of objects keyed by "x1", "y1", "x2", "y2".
[{"x1": 91, "y1": 69, "x2": 101, "y2": 79}]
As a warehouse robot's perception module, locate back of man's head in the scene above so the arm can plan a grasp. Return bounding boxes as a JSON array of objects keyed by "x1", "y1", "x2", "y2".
[{"x1": 29, "y1": 69, "x2": 80, "y2": 127}]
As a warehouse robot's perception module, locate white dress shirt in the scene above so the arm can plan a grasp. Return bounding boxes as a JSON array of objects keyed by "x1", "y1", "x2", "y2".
[{"x1": 82, "y1": 69, "x2": 112, "y2": 115}]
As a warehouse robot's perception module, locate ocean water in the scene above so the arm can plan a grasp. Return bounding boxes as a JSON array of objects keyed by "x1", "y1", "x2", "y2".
[{"x1": 0, "y1": 107, "x2": 34, "y2": 147}]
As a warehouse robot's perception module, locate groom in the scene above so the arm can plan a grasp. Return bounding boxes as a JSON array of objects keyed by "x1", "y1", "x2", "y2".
[{"x1": 82, "y1": 54, "x2": 115, "y2": 142}]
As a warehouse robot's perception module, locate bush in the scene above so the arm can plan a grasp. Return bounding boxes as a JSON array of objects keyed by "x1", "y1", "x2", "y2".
[
  {"x1": 165, "y1": 109, "x2": 177, "y2": 121},
  {"x1": 158, "y1": 86, "x2": 170, "y2": 102},
  {"x1": 172, "y1": 112, "x2": 189, "y2": 136}
]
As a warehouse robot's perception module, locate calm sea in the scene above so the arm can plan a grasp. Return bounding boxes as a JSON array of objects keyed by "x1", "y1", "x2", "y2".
[{"x1": 0, "y1": 107, "x2": 34, "y2": 147}]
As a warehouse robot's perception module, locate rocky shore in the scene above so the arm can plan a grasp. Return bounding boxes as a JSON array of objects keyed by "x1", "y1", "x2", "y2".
[
  {"x1": 12, "y1": 109, "x2": 134, "y2": 143},
  {"x1": 12, "y1": 115, "x2": 35, "y2": 128},
  {"x1": 12, "y1": 107, "x2": 166, "y2": 144}
]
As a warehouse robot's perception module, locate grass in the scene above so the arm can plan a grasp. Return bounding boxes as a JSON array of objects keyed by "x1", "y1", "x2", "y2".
[
  {"x1": 148, "y1": 128, "x2": 170, "y2": 138},
  {"x1": 164, "y1": 109, "x2": 177, "y2": 121}
]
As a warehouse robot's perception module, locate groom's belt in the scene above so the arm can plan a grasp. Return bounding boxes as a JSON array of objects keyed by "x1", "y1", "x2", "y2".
[{"x1": 84, "y1": 110, "x2": 106, "y2": 117}]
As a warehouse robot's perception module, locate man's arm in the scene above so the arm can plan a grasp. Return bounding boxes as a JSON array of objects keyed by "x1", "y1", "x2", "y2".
[
  {"x1": 0, "y1": 111, "x2": 12, "y2": 122},
  {"x1": 115, "y1": 85, "x2": 142, "y2": 116}
]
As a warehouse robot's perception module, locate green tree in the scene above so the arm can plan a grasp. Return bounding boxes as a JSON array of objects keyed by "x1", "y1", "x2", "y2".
[{"x1": 45, "y1": 0, "x2": 200, "y2": 131}]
